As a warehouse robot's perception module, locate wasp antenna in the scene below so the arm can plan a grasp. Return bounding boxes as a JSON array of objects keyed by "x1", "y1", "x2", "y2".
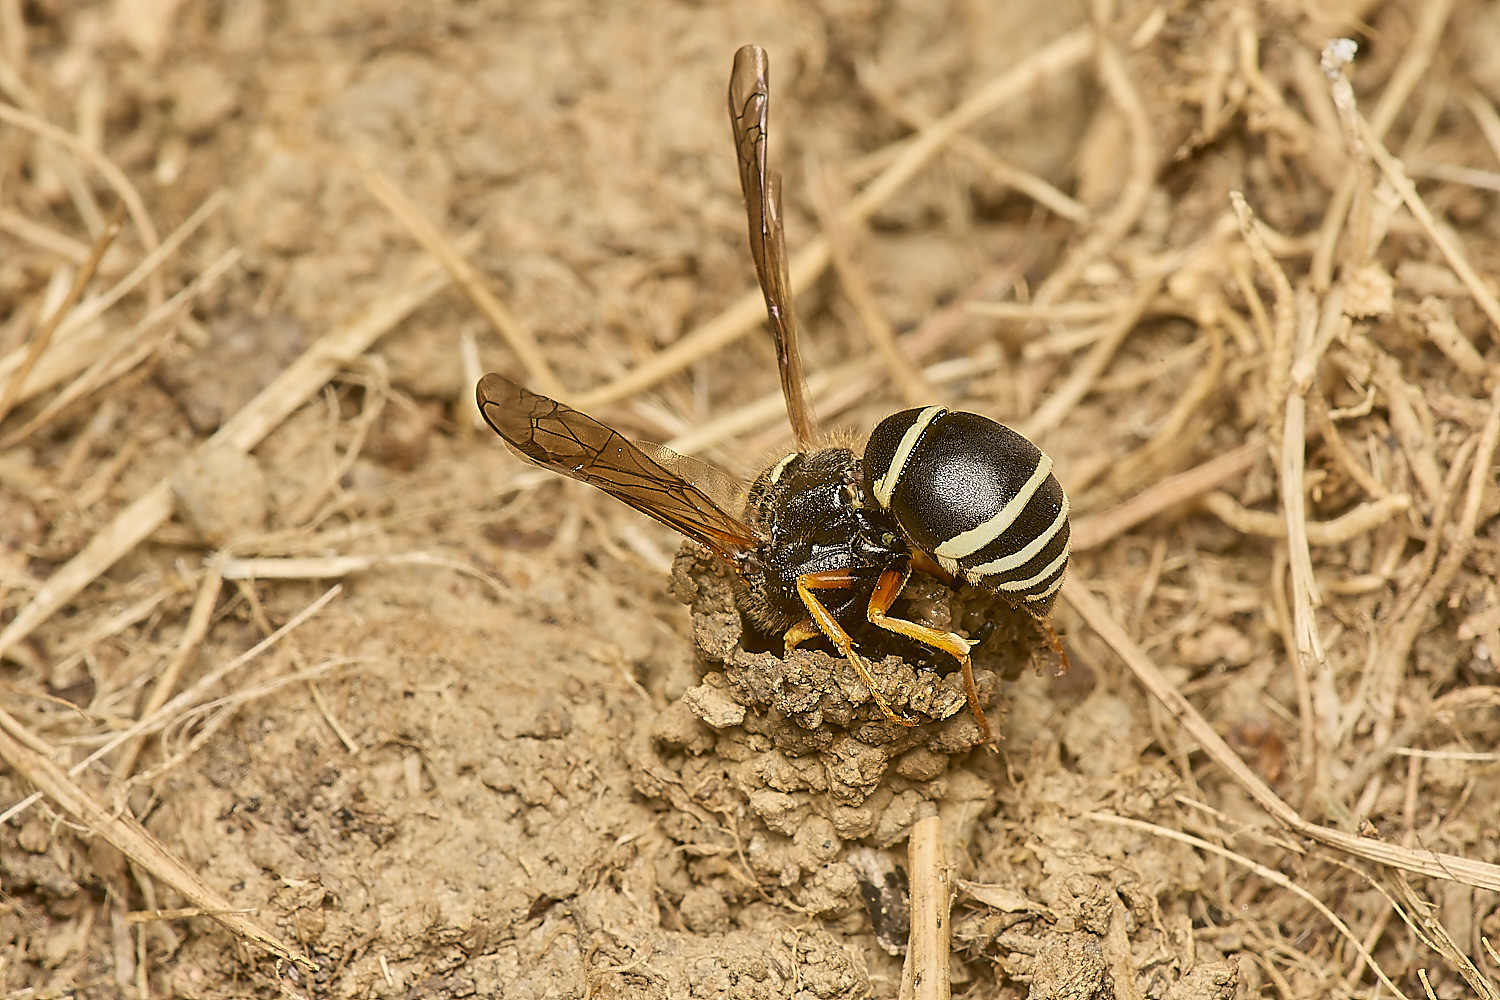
[{"x1": 728, "y1": 44, "x2": 818, "y2": 451}]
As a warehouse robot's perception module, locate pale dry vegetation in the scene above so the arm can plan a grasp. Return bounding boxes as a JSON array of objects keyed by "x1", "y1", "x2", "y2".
[{"x1": 0, "y1": 0, "x2": 1498, "y2": 997}]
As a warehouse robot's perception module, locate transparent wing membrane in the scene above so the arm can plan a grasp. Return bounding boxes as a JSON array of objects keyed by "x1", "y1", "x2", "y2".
[
  {"x1": 728, "y1": 44, "x2": 818, "y2": 450},
  {"x1": 477, "y1": 373, "x2": 760, "y2": 563}
]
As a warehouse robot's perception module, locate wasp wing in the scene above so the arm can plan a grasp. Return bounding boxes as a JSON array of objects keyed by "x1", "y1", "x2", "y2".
[
  {"x1": 728, "y1": 44, "x2": 818, "y2": 451},
  {"x1": 633, "y1": 440, "x2": 749, "y2": 521},
  {"x1": 477, "y1": 373, "x2": 760, "y2": 562}
]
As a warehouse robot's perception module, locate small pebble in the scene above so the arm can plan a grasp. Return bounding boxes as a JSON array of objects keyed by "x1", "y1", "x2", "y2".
[
  {"x1": 679, "y1": 886, "x2": 730, "y2": 934},
  {"x1": 170, "y1": 447, "x2": 270, "y2": 546}
]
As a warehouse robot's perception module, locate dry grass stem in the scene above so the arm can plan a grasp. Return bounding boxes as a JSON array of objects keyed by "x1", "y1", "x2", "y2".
[
  {"x1": 0, "y1": 189, "x2": 226, "y2": 399},
  {"x1": 0, "y1": 710, "x2": 310, "y2": 969},
  {"x1": 1366, "y1": 0, "x2": 1458, "y2": 141},
  {"x1": 1280, "y1": 328, "x2": 1324, "y2": 645},
  {"x1": 810, "y1": 262, "x2": 1021, "y2": 422},
  {"x1": 1099, "y1": 324, "x2": 1224, "y2": 494},
  {"x1": 1366, "y1": 347, "x2": 1446, "y2": 508},
  {"x1": 1238, "y1": 31, "x2": 1345, "y2": 194},
  {"x1": 1406, "y1": 160, "x2": 1500, "y2": 192},
  {"x1": 459, "y1": 323, "x2": 484, "y2": 433},
  {"x1": 1387, "y1": 685, "x2": 1500, "y2": 733},
  {"x1": 308, "y1": 679, "x2": 359, "y2": 754},
  {"x1": 1308, "y1": 0, "x2": 1455, "y2": 290},
  {"x1": 0, "y1": 486, "x2": 177, "y2": 663},
  {"x1": 283, "y1": 360, "x2": 390, "y2": 526},
  {"x1": 1063, "y1": 579, "x2": 1500, "y2": 893},
  {"x1": 1359, "y1": 112, "x2": 1500, "y2": 340},
  {"x1": 1458, "y1": 86, "x2": 1500, "y2": 164},
  {"x1": 1019, "y1": 278, "x2": 1160, "y2": 440},
  {"x1": 1412, "y1": 297, "x2": 1488, "y2": 378},
  {"x1": 0, "y1": 101, "x2": 163, "y2": 306},
  {"x1": 0, "y1": 248, "x2": 242, "y2": 449},
  {"x1": 45, "y1": 586, "x2": 173, "y2": 687},
  {"x1": 0, "y1": 241, "x2": 465, "y2": 661},
  {"x1": 1232, "y1": 186, "x2": 1328, "y2": 807},
  {"x1": 1323, "y1": 44, "x2": 1376, "y2": 273},
  {"x1": 814, "y1": 168, "x2": 935, "y2": 407},
  {"x1": 1230, "y1": 193, "x2": 1296, "y2": 448},
  {"x1": 1366, "y1": 384, "x2": 1500, "y2": 742},
  {"x1": 576, "y1": 27, "x2": 1094, "y2": 410},
  {"x1": 1200, "y1": 490, "x2": 1411, "y2": 545},
  {"x1": 664, "y1": 361, "x2": 862, "y2": 460},
  {"x1": 1386, "y1": 872, "x2": 1499, "y2": 1000},
  {"x1": 966, "y1": 299, "x2": 1121, "y2": 322},
  {"x1": 1069, "y1": 439, "x2": 1264, "y2": 550},
  {"x1": 0, "y1": 206, "x2": 93, "y2": 263},
  {"x1": 82, "y1": 585, "x2": 342, "y2": 780},
  {"x1": 1088, "y1": 812, "x2": 1410, "y2": 1000},
  {"x1": 124, "y1": 906, "x2": 254, "y2": 925},
  {"x1": 854, "y1": 57, "x2": 1089, "y2": 224},
  {"x1": 141, "y1": 657, "x2": 360, "y2": 787},
  {"x1": 108, "y1": 555, "x2": 228, "y2": 790},
  {"x1": 220, "y1": 552, "x2": 509, "y2": 601},
  {"x1": 1311, "y1": 392, "x2": 1392, "y2": 499},
  {"x1": 1457, "y1": 604, "x2": 1500, "y2": 641},
  {"x1": 1030, "y1": 28, "x2": 1154, "y2": 308},
  {"x1": 0, "y1": 205, "x2": 123, "y2": 425},
  {"x1": 898, "y1": 814, "x2": 950, "y2": 1000},
  {"x1": 362, "y1": 166, "x2": 567, "y2": 399},
  {"x1": 0, "y1": 58, "x2": 106, "y2": 234},
  {"x1": 667, "y1": 263, "x2": 1019, "y2": 458}
]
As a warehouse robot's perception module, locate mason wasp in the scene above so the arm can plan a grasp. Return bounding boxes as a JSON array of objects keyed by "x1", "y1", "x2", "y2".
[{"x1": 478, "y1": 46, "x2": 1070, "y2": 742}]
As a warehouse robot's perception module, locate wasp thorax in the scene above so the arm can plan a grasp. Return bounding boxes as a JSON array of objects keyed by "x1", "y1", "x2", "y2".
[
  {"x1": 745, "y1": 448, "x2": 860, "y2": 534},
  {"x1": 735, "y1": 446, "x2": 910, "y2": 641}
]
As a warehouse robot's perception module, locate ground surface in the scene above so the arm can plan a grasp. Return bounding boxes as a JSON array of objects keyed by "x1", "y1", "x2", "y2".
[{"x1": 2, "y1": 1, "x2": 1500, "y2": 998}]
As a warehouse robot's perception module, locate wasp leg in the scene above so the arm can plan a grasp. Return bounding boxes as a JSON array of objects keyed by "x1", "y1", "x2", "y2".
[
  {"x1": 1037, "y1": 617, "x2": 1072, "y2": 675},
  {"x1": 784, "y1": 618, "x2": 821, "y2": 652},
  {"x1": 909, "y1": 548, "x2": 956, "y2": 586},
  {"x1": 796, "y1": 571, "x2": 919, "y2": 727},
  {"x1": 865, "y1": 567, "x2": 991, "y2": 744}
]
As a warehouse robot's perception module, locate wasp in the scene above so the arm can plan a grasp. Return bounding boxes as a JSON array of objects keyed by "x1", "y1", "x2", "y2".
[{"x1": 478, "y1": 46, "x2": 1070, "y2": 742}]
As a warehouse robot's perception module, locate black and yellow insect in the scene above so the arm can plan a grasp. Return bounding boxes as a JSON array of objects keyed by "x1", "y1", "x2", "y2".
[
  {"x1": 863, "y1": 407, "x2": 1070, "y2": 615},
  {"x1": 478, "y1": 45, "x2": 1069, "y2": 742}
]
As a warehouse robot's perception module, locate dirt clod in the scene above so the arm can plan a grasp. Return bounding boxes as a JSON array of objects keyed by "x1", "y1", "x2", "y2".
[
  {"x1": 170, "y1": 446, "x2": 270, "y2": 545},
  {"x1": 636, "y1": 543, "x2": 1055, "y2": 918}
]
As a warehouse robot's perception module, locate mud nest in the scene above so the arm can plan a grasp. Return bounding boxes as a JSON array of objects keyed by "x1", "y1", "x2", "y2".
[{"x1": 633, "y1": 542, "x2": 1059, "y2": 915}]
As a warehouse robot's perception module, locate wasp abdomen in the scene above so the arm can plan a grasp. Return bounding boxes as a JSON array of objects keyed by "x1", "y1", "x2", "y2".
[{"x1": 863, "y1": 407, "x2": 1071, "y2": 616}]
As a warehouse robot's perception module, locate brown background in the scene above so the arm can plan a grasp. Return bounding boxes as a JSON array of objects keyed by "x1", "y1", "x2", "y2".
[{"x1": 2, "y1": 0, "x2": 1499, "y2": 997}]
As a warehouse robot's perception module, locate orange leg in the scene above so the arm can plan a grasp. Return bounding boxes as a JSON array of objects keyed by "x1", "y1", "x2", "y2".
[
  {"x1": 909, "y1": 548, "x2": 955, "y2": 586},
  {"x1": 795, "y1": 571, "x2": 919, "y2": 727},
  {"x1": 784, "y1": 618, "x2": 821, "y2": 652},
  {"x1": 1037, "y1": 617, "x2": 1072, "y2": 676},
  {"x1": 865, "y1": 567, "x2": 991, "y2": 744}
]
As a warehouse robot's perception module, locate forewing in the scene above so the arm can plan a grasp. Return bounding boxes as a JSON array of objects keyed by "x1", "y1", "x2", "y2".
[
  {"x1": 727, "y1": 44, "x2": 818, "y2": 450},
  {"x1": 476, "y1": 373, "x2": 759, "y2": 561},
  {"x1": 634, "y1": 441, "x2": 749, "y2": 520}
]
